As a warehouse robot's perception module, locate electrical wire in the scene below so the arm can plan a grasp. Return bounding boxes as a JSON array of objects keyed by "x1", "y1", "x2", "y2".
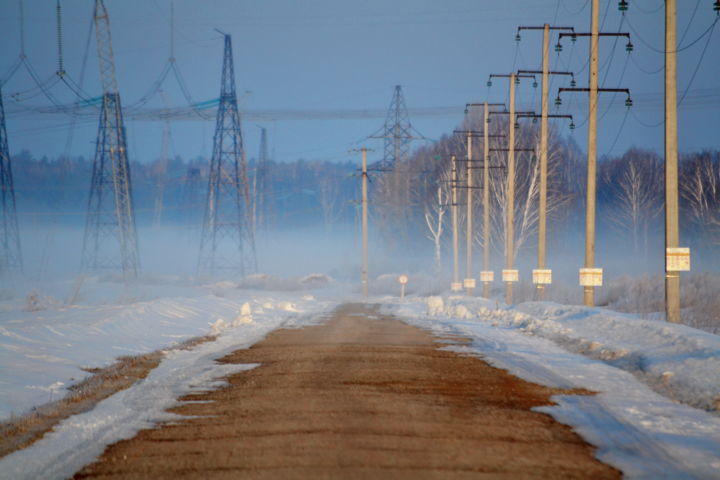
[
  {"x1": 561, "y1": 0, "x2": 591, "y2": 16},
  {"x1": 678, "y1": 15, "x2": 717, "y2": 105},
  {"x1": 625, "y1": 14, "x2": 718, "y2": 54},
  {"x1": 603, "y1": 101, "x2": 631, "y2": 156},
  {"x1": 632, "y1": 2, "x2": 664, "y2": 14}
]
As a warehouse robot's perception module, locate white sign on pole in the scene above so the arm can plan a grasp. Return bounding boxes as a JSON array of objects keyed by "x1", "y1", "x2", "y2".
[
  {"x1": 532, "y1": 269, "x2": 552, "y2": 285},
  {"x1": 502, "y1": 269, "x2": 519, "y2": 283},
  {"x1": 480, "y1": 270, "x2": 494, "y2": 282},
  {"x1": 666, "y1": 247, "x2": 690, "y2": 272},
  {"x1": 579, "y1": 268, "x2": 603, "y2": 286}
]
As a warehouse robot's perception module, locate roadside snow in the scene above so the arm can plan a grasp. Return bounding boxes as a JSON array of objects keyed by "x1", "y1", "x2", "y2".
[
  {"x1": 0, "y1": 277, "x2": 339, "y2": 479},
  {"x1": 384, "y1": 295, "x2": 720, "y2": 479}
]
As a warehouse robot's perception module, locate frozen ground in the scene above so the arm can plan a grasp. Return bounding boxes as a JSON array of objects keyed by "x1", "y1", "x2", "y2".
[
  {"x1": 0, "y1": 273, "x2": 347, "y2": 479},
  {"x1": 1, "y1": 276, "x2": 719, "y2": 479},
  {"x1": 384, "y1": 295, "x2": 720, "y2": 479},
  {"x1": 0, "y1": 273, "x2": 346, "y2": 420}
]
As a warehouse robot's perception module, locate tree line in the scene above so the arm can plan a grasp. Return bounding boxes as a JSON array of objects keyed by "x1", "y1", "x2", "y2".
[{"x1": 372, "y1": 112, "x2": 720, "y2": 272}]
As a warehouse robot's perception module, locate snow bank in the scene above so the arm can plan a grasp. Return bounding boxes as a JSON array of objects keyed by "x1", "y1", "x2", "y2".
[
  {"x1": 383, "y1": 295, "x2": 720, "y2": 479},
  {"x1": 0, "y1": 286, "x2": 337, "y2": 479},
  {"x1": 0, "y1": 276, "x2": 341, "y2": 421}
]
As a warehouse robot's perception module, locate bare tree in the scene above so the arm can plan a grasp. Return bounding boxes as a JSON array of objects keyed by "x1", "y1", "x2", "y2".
[
  {"x1": 600, "y1": 149, "x2": 663, "y2": 253},
  {"x1": 424, "y1": 184, "x2": 447, "y2": 276},
  {"x1": 680, "y1": 151, "x2": 720, "y2": 245}
]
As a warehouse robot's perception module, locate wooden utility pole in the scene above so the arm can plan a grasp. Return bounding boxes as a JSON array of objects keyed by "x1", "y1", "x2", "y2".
[
  {"x1": 556, "y1": 12, "x2": 632, "y2": 306},
  {"x1": 538, "y1": 24, "x2": 550, "y2": 300},
  {"x1": 517, "y1": 23, "x2": 575, "y2": 300},
  {"x1": 482, "y1": 103, "x2": 491, "y2": 299},
  {"x1": 361, "y1": 148, "x2": 369, "y2": 296},
  {"x1": 466, "y1": 102, "x2": 506, "y2": 298},
  {"x1": 451, "y1": 155, "x2": 461, "y2": 292},
  {"x1": 665, "y1": 0, "x2": 681, "y2": 323},
  {"x1": 465, "y1": 131, "x2": 475, "y2": 295},
  {"x1": 584, "y1": 0, "x2": 600, "y2": 307},
  {"x1": 506, "y1": 73, "x2": 517, "y2": 306}
]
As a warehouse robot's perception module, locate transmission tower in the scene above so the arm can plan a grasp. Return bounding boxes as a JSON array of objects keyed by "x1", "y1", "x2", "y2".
[
  {"x1": 370, "y1": 85, "x2": 423, "y2": 248},
  {"x1": 372, "y1": 85, "x2": 417, "y2": 167},
  {"x1": 0, "y1": 90, "x2": 23, "y2": 275},
  {"x1": 197, "y1": 33, "x2": 255, "y2": 277},
  {"x1": 182, "y1": 167, "x2": 202, "y2": 229},
  {"x1": 254, "y1": 126, "x2": 273, "y2": 233},
  {"x1": 80, "y1": 0, "x2": 140, "y2": 279}
]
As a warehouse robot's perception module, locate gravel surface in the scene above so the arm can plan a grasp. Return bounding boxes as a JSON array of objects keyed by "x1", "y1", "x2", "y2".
[{"x1": 74, "y1": 303, "x2": 620, "y2": 479}]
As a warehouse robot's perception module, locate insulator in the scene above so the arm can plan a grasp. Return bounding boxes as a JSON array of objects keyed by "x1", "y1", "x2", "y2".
[
  {"x1": 625, "y1": 97, "x2": 633, "y2": 107},
  {"x1": 533, "y1": 80, "x2": 538, "y2": 88},
  {"x1": 626, "y1": 41, "x2": 634, "y2": 52},
  {"x1": 486, "y1": 116, "x2": 491, "y2": 124},
  {"x1": 532, "y1": 116, "x2": 538, "y2": 124},
  {"x1": 714, "y1": 0, "x2": 719, "y2": 13},
  {"x1": 555, "y1": 96, "x2": 562, "y2": 107},
  {"x1": 618, "y1": 1, "x2": 628, "y2": 13},
  {"x1": 514, "y1": 122, "x2": 520, "y2": 130},
  {"x1": 555, "y1": 43, "x2": 563, "y2": 53},
  {"x1": 464, "y1": 108, "x2": 469, "y2": 114},
  {"x1": 514, "y1": 76, "x2": 520, "y2": 85},
  {"x1": 571, "y1": 34, "x2": 577, "y2": 43},
  {"x1": 570, "y1": 78, "x2": 576, "y2": 87},
  {"x1": 487, "y1": 80, "x2": 492, "y2": 87},
  {"x1": 515, "y1": 33, "x2": 521, "y2": 42},
  {"x1": 570, "y1": 121, "x2": 575, "y2": 130}
]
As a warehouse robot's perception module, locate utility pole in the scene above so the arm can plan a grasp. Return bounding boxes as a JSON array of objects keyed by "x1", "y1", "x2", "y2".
[
  {"x1": 352, "y1": 147, "x2": 373, "y2": 296},
  {"x1": 516, "y1": 24, "x2": 575, "y2": 299},
  {"x1": 555, "y1": 3, "x2": 633, "y2": 306},
  {"x1": 453, "y1": 127, "x2": 501, "y2": 296},
  {"x1": 450, "y1": 154, "x2": 461, "y2": 292},
  {"x1": 664, "y1": 0, "x2": 685, "y2": 323},
  {"x1": 465, "y1": 102, "x2": 506, "y2": 298},
  {"x1": 482, "y1": 104, "x2": 491, "y2": 298},
  {"x1": 488, "y1": 73, "x2": 534, "y2": 304},
  {"x1": 361, "y1": 147, "x2": 369, "y2": 297},
  {"x1": 465, "y1": 130, "x2": 474, "y2": 295}
]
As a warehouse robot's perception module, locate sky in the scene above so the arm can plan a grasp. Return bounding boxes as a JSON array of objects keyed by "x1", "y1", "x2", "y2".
[{"x1": 0, "y1": 0, "x2": 718, "y2": 165}]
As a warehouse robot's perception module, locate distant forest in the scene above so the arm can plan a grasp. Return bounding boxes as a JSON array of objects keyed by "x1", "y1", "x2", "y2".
[{"x1": 10, "y1": 120, "x2": 720, "y2": 264}]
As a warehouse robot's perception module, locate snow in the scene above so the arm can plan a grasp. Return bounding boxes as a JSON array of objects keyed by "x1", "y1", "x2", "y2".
[
  {"x1": 383, "y1": 294, "x2": 720, "y2": 479},
  {"x1": 2, "y1": 275, "x2": 720, "y2": 479},
  {"x1": 0, "y1": 274, "x2": 342, "y2": 479}
]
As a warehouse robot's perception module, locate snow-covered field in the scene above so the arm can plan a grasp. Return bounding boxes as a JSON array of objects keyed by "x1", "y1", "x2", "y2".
[
  {"x1": 385, "y1": 295, "x2": 720, "y2": 479},
  {"x1": 1, "y1": 275, "x2": 720, "y2": 479}
]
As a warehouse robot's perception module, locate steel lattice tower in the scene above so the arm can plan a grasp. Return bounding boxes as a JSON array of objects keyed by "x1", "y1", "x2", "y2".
[
  {"x1": 0, "y1": 89, "x2": 23, "y2": 274},
  {"x1": 379, "y1": 85, "x2": 414, "y2": 167},
  {"x1": 198, "y1": 33, "x2": 255, "y2": 277},
  {"x1": 254, "y1": 126, "x2": 273, "y2": 233},
  {"x1": 81, "y1": 0, "x2": 140, "y2": 279}
]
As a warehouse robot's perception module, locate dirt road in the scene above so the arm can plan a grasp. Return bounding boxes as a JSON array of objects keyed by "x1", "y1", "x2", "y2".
[{"x1": 74, "y1": 304, "x2": 620, "y2": 479}]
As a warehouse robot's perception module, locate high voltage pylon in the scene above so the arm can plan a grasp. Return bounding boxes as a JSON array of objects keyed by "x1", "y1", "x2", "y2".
[
  {"x1": 0, "y1": 89, "x2": 23, "y2": 275},
  {"x1": 80, "y1": 0, "x2": 140, "y2": 280},
  {"x1": 372, "y1": 85, "x2": 420, "y2": 167},
  {"x1": 369, "y1": 85, "x2": 424, "y2": 247},
  {"x1": 182, "y1": 166, "x2": 202, "y2": 229},
  {"x1": 197, "y1": 32, "x2": 255, "y2": 277},
  {"x1": 253, "y1": 126, "x2": 273, "y2": 234}
]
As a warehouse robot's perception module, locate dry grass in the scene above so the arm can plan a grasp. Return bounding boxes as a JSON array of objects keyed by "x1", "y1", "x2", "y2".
[{"x1": 0, "y1": 334, "x2": 215, "y2": 459}]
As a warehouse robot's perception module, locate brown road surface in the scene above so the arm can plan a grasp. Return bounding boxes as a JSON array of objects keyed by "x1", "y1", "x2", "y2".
[{"x1": 74, "y1": 303, "x2": 620, "y2": 479}]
